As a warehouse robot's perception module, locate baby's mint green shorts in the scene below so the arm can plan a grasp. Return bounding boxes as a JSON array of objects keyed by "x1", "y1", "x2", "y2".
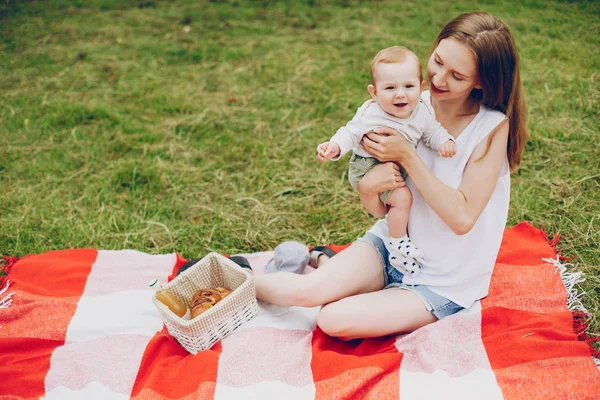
[{"x1": 347, "y1": 154, "x2": 407, "y2": 205}]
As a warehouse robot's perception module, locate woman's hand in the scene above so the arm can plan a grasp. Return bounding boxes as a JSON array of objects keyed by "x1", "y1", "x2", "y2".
[
  {"x1": 361, "y1": 126, "x2": 414, "y2": 163},
  {"x1": 357, "y1": 162, "x2": 406, "y2": 195}
]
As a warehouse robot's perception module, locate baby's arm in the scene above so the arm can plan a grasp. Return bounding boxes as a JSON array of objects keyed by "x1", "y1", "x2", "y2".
[
  {"x1": 421, "y1": 111, "x2": 456, "y2": 157},
  {"x1": 438, "y1": 140, "x2": 457, "y2": 157},
  {"x1": 316, "y1": 141, "x2": 341, "y2": 162},
  {"x1": 325, "y1": 101, "x2": 373, "y2": 160}
]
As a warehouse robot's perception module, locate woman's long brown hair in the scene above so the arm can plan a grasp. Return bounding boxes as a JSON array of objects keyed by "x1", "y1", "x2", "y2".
[{"x1": 434, "y1": 12, "x2": 528, "y2": 172}]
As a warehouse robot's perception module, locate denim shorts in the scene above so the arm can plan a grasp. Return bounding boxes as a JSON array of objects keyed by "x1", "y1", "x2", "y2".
[{"x1": 356, "y1": 232, "x2": 464, "y2": 319}]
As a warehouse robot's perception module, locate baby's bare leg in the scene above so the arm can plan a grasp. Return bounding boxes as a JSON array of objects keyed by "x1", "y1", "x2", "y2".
[
  {"x1": 359, "y1": 192, "x2": 388, "y2": 218},
  {"x1": 356, "y1": 168, "x2": 393, "y2": 218},
  {"x1": 386, "y1": 186, "x2": 412, "y2": 238},
  {"x1": 386, "y1": 187, "x2": 424, "y2": 275}
]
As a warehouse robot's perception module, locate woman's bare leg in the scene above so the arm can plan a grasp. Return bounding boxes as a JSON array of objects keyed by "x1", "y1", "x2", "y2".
[
  {"x1": 317, "y1": 288, "x2": 437, "y2": 339},
  {"x1": 255, "y1": 241, "x2": 385, "y2": 307}
]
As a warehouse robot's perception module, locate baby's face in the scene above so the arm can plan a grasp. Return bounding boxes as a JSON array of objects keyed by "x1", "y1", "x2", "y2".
[{"x1": 370, "y1": 61, "x2": 422, "y2": 119}]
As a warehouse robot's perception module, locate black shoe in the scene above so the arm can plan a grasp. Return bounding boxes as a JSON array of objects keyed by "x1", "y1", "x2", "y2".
[
  {"x1": 176, "y1": 258, "x2": 201, "y2": 276},
  {"x1": 176, "y1": 255, "x2": 252, "y2": 276},
  {"x1": 229, "y1": 255, "x2": 252, "y2": 270}
]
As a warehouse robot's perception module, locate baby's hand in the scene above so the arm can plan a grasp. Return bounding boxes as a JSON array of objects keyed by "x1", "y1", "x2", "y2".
[
  {"x1": 438, "y1": 140, "x2": 456, "y2": 158},
  {"x1": 317, "y1": 141, "x2": 341, "y2": 162}
]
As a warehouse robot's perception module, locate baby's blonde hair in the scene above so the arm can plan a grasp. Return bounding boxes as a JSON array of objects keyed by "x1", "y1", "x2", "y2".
[{"x1": 370, "y1": 46, "x2": 423, "y2": 85}]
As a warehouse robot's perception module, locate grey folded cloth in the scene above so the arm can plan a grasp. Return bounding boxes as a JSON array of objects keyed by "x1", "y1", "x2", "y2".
[{"x1": 264, "y1": 241, "x2": 309, "y2": 274}]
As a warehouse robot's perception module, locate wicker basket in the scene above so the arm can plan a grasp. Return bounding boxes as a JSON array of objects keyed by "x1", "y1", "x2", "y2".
[{"x1": 152, "y1": 252, "x2": 259, "y2": 354}]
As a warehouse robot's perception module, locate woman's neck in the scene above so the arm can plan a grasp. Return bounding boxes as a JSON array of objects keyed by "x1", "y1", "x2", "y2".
[
  {"x1": 432, "y1": 95, "x2": 479, "y2": 119},
  {"x1": 431, "y1": 95, "x2": 481, "y2": 137}
]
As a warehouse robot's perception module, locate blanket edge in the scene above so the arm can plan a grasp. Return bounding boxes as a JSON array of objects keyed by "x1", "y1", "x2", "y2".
[{"x1": 543, "y1": 254, "x2": 600, "y2": 369}]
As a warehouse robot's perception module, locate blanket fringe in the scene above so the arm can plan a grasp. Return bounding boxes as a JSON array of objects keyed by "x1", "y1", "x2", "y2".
[
  {"x1": 0, "y1": 256, "x2": 18, "y2": 310},
  {"x1": 544, "y1": 255, "x2": 588, "y2": 313},
  {"x1": 0, "y1": 256, "x2": 18, "y2": 288},
  {"x1": 543, "y1": 255, "x2": 600, "y2": 369},
  {"x1": 0, "y1": 280, "x2": 13, "y2": 309}
]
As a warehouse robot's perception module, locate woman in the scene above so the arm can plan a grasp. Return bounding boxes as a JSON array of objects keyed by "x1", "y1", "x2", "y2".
[{"x1": 255, "y1": 12, "x2": 527, "y2": 340}]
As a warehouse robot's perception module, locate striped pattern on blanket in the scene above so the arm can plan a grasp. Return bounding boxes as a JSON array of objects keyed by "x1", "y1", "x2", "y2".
[{"x1": 0, "y1": 222, "x2": 599, "y2": 399}]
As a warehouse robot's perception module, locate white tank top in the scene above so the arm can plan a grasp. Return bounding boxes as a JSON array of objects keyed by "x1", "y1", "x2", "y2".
[{"x1": 369, "y1": 91, "x2": 509, "y2": 308}]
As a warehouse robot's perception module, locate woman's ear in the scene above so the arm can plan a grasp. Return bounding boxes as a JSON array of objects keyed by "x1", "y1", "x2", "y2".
[
  {"x1": 420, "y1": 80, "x2": 426, "y2": 91},
  {"x1": 367, "y1": 84, "x2": 377, "y2": 100}
]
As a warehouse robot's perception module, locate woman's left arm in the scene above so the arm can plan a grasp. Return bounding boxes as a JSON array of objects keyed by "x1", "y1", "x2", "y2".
[{"x1": 363, "y1": 120, "x2": 509, "y2": 235}]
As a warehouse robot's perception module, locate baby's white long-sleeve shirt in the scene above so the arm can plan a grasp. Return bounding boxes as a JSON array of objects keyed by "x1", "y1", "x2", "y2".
[{"x1": 330, "y1": 99, "x2": 454, "y2": 159}]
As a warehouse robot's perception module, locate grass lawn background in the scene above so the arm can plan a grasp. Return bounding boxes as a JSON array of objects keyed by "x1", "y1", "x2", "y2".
[{"x1": 1, "y1": 0, "x2": 598, "y2": 348}]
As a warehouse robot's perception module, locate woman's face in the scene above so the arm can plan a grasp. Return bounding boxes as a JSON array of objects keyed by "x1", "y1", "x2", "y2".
[{"x1": 427, "y1": 39, "x2": 480, "y2": 102}]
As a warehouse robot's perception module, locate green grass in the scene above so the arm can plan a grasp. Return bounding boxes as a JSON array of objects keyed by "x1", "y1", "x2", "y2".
[{"x1": 1, "y1": 0, "x2": 599, "y2": 348}]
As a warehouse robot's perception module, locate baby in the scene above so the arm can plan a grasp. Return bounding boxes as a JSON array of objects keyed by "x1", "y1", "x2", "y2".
[{"x1": 317, "y1": 46, "x2": 456, "y2": 276}]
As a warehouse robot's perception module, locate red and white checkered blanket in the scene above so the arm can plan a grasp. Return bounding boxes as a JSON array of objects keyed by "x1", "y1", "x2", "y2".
[{"x1": 1, "y1": 222, "x2": 599, "y2": 399}]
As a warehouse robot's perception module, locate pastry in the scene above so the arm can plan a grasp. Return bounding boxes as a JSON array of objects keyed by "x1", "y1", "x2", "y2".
[
  {"x1": 190, "y1": 295, "x2": 213, "y2": 310},
  {"x1": 189, "y1": 286, "x2": 232, "y2": 319},
  {"x1": 191, "y1": 289, "x2": 221, "y2": 306},
  {"x1": 214, "y1": 286, "x2": 232, "y2": 298},
  {"x1": 191, "y1": 302, "x2": 213, "y2": 318}
]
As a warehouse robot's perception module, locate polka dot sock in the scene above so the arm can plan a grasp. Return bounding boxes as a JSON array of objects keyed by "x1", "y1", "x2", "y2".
[
  {"x1": 388, "y1": 251, "x2": 423, "y2": 277},
  {"x1": 388, "y1": 235, "x2": 424, "y2": 261}
]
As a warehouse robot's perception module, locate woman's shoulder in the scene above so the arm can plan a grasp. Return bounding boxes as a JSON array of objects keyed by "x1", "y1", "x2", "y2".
[
  {"x1": 465, "y1": 105, "x2": 508, "y2": 150},
  {"x1": 480, "y1": 104, "x2": 506, "y2": 122},
  {"x1": 477, "y1": 105, "x2": 507, "y2": 134}
]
